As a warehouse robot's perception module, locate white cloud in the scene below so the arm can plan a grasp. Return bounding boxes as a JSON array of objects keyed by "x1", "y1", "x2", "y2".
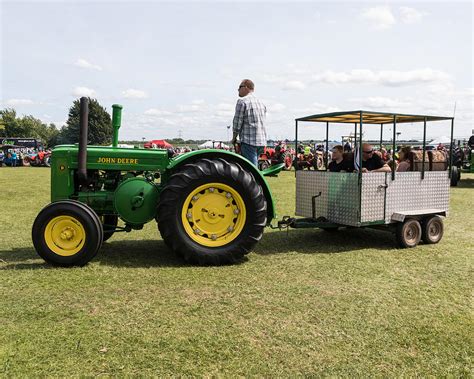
[
  {"x1": 144, "y1": 108, "x2": 172, "y2": 116},
  {"x1": 191, "y1": 99, "x2": 205, "y2": 105},
  {"x1": 399, "y1": 7, "x2": 424, "y2": 24},
  {"x1": 268, "y1": 103, "x2": 286, "y2": 112},
  {"x1": 5, "y1": 98, "x2": 35, "y2": 106},
  {"x1": 361, "y1": 5, "x2": 396, "y2": 30},
  {"x1": 350, "y1": 96, "x2": 411, "y2": 108},
  {"x1": 122, "y1": 88, "x2": 148, "y2": 99},
  {"x1": 216, "y1": 103, "x2": 234, "y2": 111},
  {"x1": 282, "y1": 80, "x2": 306, "y2": 91},
  {"x1": 312, "y1": 68, "x2": 450, "y2": 87},
  {"x1": 74, "y1": 58, "x2": 102, "y2": 71},
  {"x1": 72, "y1": 86, "x2": 96, "y2": 97}
]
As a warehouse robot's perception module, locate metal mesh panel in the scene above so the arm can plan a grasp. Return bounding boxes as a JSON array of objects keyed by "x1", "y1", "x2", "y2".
[
  {"x1": 296, "y1": 171, "x2": 360, "y2": 226},
  {"x1": 385, "y1": 171, "x2": 450, "y2": 223}
]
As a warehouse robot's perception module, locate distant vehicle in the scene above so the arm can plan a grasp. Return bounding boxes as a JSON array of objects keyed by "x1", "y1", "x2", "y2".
[
  {"x1": 143, "y1": 139, "x2": 173, "y2": 149},
  {"x1": 1, "y1": 138, "x2": 44, "y2": 150}
]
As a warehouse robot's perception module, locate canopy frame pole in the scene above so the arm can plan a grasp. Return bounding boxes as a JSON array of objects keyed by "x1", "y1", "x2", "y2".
[
  {"x1": 325, "y1": 121, "x2": 329, "y2": 169},
  {"x1": 359, "y1": 112, "x2": 363, "y2": 172},
  {"x1": 422, "y1": 117, "x2": 427, "y2": 180},
  {"x1": 295, "y1": 119, "x2": 298, "y2": 175},
  {"x1": 392, "y1": 115, "x2": 397, "y2": 180},
  {"x1": 448, "y1": 118, "x2": 454, "y2": 178},
  {"x1": 358, "y1": 111, "x2": 363, "y2": 225},
  {"x1": 379, "y1": 123, "x2": 383, "y2": 148}
]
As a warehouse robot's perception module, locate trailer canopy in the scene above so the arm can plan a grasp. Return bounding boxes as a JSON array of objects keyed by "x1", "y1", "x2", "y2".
[{"x1": 296, "y1": 110, "x2": 453, "y2": 124}]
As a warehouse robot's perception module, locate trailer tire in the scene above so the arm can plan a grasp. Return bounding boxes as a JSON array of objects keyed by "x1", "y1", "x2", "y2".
[
  {"x1": 396, "y1": 219, "x2": 421, "y2": 248},
  {"x1": 157, "y1": 158, "x2": 267, "y2": 265},
  {"x1": 421, "y1": 216, "x2": 444, "y2": 244},
  {"x1": 32, "y1": 200, "x2": 103, "y2": 266}
]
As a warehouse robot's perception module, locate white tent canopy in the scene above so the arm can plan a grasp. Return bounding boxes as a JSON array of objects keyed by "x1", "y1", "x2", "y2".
[
  {"x1": 428, "y1": 136, "x2": 451, "y2": 146},
  {"x1": 198, "y1": 141, "x2": 229, "y2": 149}
]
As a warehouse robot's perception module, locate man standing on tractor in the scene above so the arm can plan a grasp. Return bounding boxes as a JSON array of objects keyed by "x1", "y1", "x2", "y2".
[{"x1": 231, "y1": 79, "x2": 267, "y2": 166}]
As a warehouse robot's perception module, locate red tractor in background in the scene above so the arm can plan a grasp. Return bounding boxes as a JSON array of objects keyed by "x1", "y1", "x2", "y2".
[
  {"x1": 258, "y1": 141, "x2": 295, "y2": 171},
  {"x1": 295, "y1": 143, "x2": 325, "y2": 170}
]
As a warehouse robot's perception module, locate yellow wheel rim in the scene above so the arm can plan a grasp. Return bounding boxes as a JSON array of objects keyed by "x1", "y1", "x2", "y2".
[
  {"x1": 44, "y1": 215, "x2": 86, "y2": 256},
  {"x1": 181, "y1": 182, "x2": 247, "y2": 247}
]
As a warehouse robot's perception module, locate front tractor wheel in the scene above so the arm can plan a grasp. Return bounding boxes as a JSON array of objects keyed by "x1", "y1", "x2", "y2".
[
  {"x1": 157, "y1": 158, "x2": 267, "y2": 265},
  {"x1": 32, "y1": 200, "x2": 103, "y2": 266}
]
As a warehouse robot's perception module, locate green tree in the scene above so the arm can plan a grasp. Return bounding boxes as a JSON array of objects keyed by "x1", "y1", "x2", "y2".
[
  {"x1": 60, "y1": 98, "x2": 112, "y2": 145},
  {"x1": 0, "y1": 108, "x2": 19, "y2": 137}
]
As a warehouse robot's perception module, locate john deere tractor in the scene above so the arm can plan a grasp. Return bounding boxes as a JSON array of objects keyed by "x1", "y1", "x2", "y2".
[{"x1": 32, "y1": 98, "x2": 275, "y2": 266}]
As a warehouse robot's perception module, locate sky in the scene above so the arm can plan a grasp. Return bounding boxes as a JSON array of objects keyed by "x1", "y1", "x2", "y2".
[{"x1": 1, "y1": 0, "x2": 473, "y2": 142}]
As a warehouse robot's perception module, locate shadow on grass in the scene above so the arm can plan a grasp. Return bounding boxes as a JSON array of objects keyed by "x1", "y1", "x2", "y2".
[
  {"x1": 456, "y1": 178, "x2": 474, "y2": 188},
  {"x1": 1, "y1": 227, "x2": 397, "y2": 270},
  {"x1": 255, "y1": 226, "x2": 397, "y2": 256},
  {"x1": 0, "y1": 240, "x2": 189, "y2": 270}
]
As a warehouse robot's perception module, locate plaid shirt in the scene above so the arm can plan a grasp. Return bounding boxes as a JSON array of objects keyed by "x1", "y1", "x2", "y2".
[{"x1": 233, "y1": 93, "x2": 267, "y2": 146}]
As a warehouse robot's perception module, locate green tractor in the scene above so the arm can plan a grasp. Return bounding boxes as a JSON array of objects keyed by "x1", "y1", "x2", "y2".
[{"x1": 32, "y1": 98, "x2": 276, "y2": 266}]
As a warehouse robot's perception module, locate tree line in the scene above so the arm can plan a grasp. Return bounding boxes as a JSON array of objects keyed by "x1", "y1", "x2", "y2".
[{"x1": 0, "y1": 98, "x2": 112, "y2": 147}]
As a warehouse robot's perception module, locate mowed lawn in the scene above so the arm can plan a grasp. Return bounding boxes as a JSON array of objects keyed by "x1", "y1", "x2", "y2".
[{"x1": 0, "y1": 167, "x2": 472, "y2": 376}]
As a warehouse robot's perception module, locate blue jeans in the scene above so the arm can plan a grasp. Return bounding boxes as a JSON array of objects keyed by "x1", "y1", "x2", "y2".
[{"x1": 240, "y1": 143, "x2": 261, "y2": 167}]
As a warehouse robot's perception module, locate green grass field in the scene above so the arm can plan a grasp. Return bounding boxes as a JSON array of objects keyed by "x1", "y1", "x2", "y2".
[{"x1": 1, "y1": 168, "x2": 472, "y2": 376}]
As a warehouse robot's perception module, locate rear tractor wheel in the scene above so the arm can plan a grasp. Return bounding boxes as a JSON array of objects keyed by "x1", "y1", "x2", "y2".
[
  {"x1": 32, "y1": 200, "x2": 103, "y2": 266},
  {"x1": 157, "y1": 158, "x2": 267, "y2": 265},
  {"x1": 396, "y1": 218, "x2": 421, "y2": 248}
]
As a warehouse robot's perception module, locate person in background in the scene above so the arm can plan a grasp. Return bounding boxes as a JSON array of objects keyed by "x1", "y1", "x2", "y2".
[
  {"x1": 344, "y1": 140, "x2": 352, "y2": 152},
  {"x1": 328, "y1": 145, "x2": 354, "y2": 172},
  {"x1": 11, "y1": 150, "x2": 17, "y2": 167},
  {"x1": 396, "y1": 146, "x2": 412, "y2": 172},
  {"x1": 231, "y1": 79, "x2": 267, "y2": 166},
  {"x1": 361, "y1": 143, "x2": 391, "y2": 172}
]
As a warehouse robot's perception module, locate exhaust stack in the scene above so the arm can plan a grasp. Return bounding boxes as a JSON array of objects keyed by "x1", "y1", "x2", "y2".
[
  {"x1": 77, "y1": 97, "x2": 89, "y2": 185},
  {"x1": 112, "y1": 104, "x2": 123, "y2": 148}
]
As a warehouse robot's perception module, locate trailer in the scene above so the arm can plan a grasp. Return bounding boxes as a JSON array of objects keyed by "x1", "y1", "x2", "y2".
[{"x1": 281, "y1": 110, "x2": 454, "y2": 248}]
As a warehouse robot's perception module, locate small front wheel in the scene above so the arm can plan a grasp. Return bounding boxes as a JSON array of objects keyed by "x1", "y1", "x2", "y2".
[
  {"x1": 32, "y1": 200, "x2": 103, "y2": 266},
  {"x1": 421, "y1": 216, "x2": 444, "y2": 244},
  {"x1": 396, "y1": 219, "x2": 421, "y2": 248}
]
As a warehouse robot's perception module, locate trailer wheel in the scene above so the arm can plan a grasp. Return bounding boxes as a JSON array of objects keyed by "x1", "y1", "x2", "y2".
[
  {"x1": 32, "y1": 200, "x2": 103, "y2": 266},
  {"x1": 22, "y1": 157, "x2": 30, "y2": 166},
  {"x1": 101, "y1": 215, "x2": 118, "y2": 242},
  {"x1": 157, "y1": 158, "x2": 267, "y2": 265},
  {"x1": 396, "y1": 219, "x2": 421, "y2": 248},
  {"x1": 421, "y1": 216, "x2": 444, "y2": 244}
]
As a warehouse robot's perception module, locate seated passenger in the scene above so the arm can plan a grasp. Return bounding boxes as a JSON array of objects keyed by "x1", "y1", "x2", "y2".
[
  {"x1": 361, "y1": 143, "x2": 391, "y2": 173},
  {"x1": 328, "y1": 145, "x2": 354, "y2": 172},
  {"x1": 396, "y1": 146, "x2": 412, "y2": 172}
]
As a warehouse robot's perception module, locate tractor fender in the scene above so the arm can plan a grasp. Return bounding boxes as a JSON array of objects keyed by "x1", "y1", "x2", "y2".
[{"x1": 165, "y1": 149, "x2": 276, "y2": 223}]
